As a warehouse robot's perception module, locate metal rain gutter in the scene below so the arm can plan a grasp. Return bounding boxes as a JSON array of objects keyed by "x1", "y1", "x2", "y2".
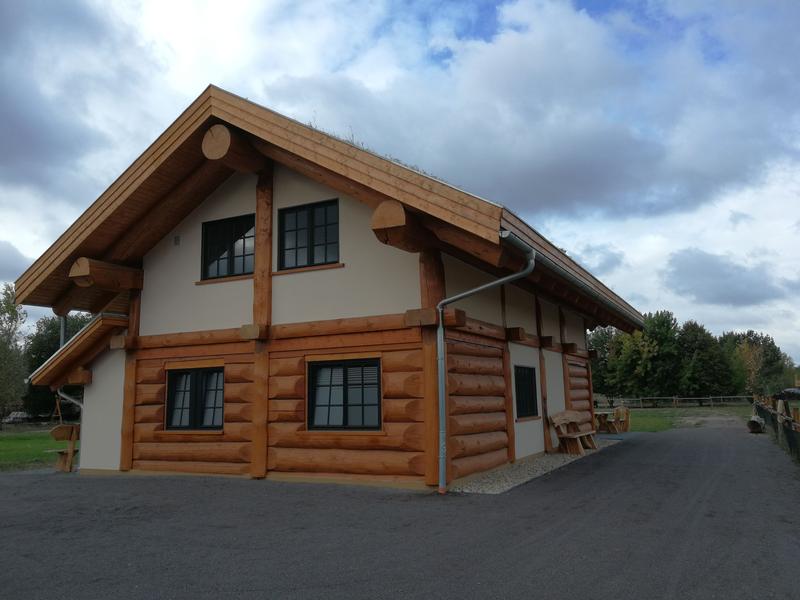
[
  {"x1": 57, "y1": 388, "x2": 83, "y2": 409},
  {"x1": 435, "y1": 230, "x2": 536, "y2": 494},
  {"x1": 535, "y1": 253, "x2": 643, "y2": 329}
]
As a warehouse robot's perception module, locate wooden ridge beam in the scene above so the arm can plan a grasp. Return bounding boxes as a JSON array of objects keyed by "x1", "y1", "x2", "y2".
[
  {"x1": 69, "y1": 258, "x2": 143, "y2": 291},
  {"x1": 202, "y1": 124, "x2": 267, "y2": 173}
]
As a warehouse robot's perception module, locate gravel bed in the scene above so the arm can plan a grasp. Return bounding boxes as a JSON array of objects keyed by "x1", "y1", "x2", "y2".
[{"x1": 450, "y1": 438, "x2": 620, "y2": 494}]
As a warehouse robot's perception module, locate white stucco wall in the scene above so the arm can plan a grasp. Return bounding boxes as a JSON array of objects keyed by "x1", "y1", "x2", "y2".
[
  {"x1": 139, "y1": 173, "x2": 256, "y2": 335},
  {"x1": 544, "y1": 349, "x2": 566, "y2": 448},
  {"x1": 563, "y1": 310, "x2": 587, "y2": 349},
  {"x1": 80, "y1": 349, "x2": 126, "y2": 471},
  {"x1": 539, "y1": 299, "x2": 560, "y2": 339},
  {"x1": 271, "y1": 164, "x2": 421, "y2": 324},
  {"x1": 509, "y1": 342, "x2": 544, "y2": 458},
  {"x1": 504, "y1": 284, "x2": 536, "y2": 333},
  {"x1": 442, "y1": 254, "x2": 503, "y2": 325}
]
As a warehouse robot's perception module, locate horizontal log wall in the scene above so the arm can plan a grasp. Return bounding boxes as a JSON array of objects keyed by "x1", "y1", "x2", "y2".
[
  {"x1": 130, "y1": 342, "x2": 256, "y2": 476},
  {"x1": 446, "y1": 336, "x2": 510, "y2": 480},
  {"x1": 563, "y1": 354, "x2": 594, "y2": 429},
  {"x1": 267, "y1": 335, "x2": 426, "y2": 480}
]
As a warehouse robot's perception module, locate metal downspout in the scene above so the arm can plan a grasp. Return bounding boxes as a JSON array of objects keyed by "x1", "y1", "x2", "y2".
[{"x1": 435, "y1": 230, "x2": 536, "y2": 494}]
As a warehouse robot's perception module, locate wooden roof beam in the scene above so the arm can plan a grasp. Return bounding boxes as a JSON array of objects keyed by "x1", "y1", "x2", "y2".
[
  {"x1": 202, "y1": 124, "x2": 267, "y2": 173},
  {"x1": 69, "y1": 258, "x2": 143, "y2": 292},
  {"x1": 371, "y1": 200, "x2": 433, "y2": 253}
]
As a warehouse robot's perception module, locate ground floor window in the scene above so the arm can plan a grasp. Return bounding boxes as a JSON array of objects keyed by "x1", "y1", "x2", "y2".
[
  {"x1": 166, "y1": 368, "x2": 224, "y2": 430},
  {"x1": 308, "y1": 359, "x2": 380, "y2": 430},
  {"x1": 514, "y1": 365, "x2": 538, "y2": 418}
]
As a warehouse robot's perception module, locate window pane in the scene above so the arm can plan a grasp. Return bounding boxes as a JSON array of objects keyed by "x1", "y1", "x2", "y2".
[
  {"x1": 364, "y1": 406, "x2": 379, "y2": 427},
  {"x1": 330, "y1": 386, "x2": 343, "y2": 405},
  {"x1": 352, "y1": 386, "x2": 366, "y2": 405},
  {"x1": 348, "y1": 406, "x2": 362, "y2": 427},
  {"x1": 363, "y1": 386, "x2": 378, "y2": 405},
  {"x1": 297, "y1": 209, "x2": 308, "y2": 228},
  {"x1": 327, "y1": 244, "x2": 338, "y2": 263},
  {"x1": 314, "y1": 205, "x2": 326, "y2": 224},
  {"x1": 326, "y1": 203, "x2": 338, "y2": 223},
  {"x1": 244, "y1": 236, "x2": 254, "y2": 254},
  {"x1": 283, "y1": 249, "x2": 296, "y2": 269},
  {"x1": 315, "y1": 386, "x2": 330, "y2": 406},
  {"x1": 297, "y1": 229, "x2": 308, "y2": 247},
  {"x1": 313, "y1": 406, "x2": 329, "y2": 427},
  {"x1": 244, "y1": 255, "x2": 254, "y2": 273},
  {"x1": 326, "y1": 224, "x2": 338, "y2": 243},
  {"x1": 314, "y1": 245, "x2": 325, "y2": 264},
  {"x1": 285, "y1": 211, "x2": 296, "y2": 229},
  {"x1": 296, "y1": 248, "x2": 308, "y2": 266},
  {"x1": 284, "y1": 230, "x2": 296, "y2": 249},
  {"x1": 317, "y1": 367, "x2": 331, "y2": 385},
  {"x1": 314, "y1": 226, "x2": 326, "y2": 244},
  {"x1": 328, "y1": 406, "x2": 343, "y2": 426}
]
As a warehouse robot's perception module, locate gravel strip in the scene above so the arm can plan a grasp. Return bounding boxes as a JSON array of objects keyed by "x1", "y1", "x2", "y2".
[{"x1": 450, "y1": 438, "x2": 621, "y2": 494}]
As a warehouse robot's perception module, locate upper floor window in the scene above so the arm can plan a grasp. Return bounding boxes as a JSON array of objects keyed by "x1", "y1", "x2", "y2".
[
  {"x1": 514, "y1": 365, "x2": 538, "y2": 418},
  {"x1": 308, "y1": 358, "x2": 380, "y2": 430},
  {"x1": 278, "y1": 199, "x2": 338, "y2": 270},
  {"x1": 166, "y1": 368, "x2": 224, "y2": 430},
  {"x1": 202, "y1": 214, "x2": 255, "y2": 280}
]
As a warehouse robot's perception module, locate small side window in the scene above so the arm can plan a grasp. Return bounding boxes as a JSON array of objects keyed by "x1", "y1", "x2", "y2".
[{"x1": 514, "y1": 366, "x2": 538, "y2": 418}]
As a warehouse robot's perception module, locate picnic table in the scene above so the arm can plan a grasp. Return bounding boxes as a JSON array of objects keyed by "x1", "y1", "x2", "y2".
[{"x1": 594, "y1": 407, "x2": 630, "y2": 433}]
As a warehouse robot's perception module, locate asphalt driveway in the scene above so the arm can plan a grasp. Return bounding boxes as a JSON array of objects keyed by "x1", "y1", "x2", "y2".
[{"x1": 2, "y1": 422, "x2": 798, "y2": 600}]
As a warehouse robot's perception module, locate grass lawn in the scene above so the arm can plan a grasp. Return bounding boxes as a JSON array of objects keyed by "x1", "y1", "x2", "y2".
[
  {"x1": 628, "y1": 405, "x2": 753, "y2": 433},
  {"x1": 0, "y1": 428, "x2": 76, "y2": 471}
]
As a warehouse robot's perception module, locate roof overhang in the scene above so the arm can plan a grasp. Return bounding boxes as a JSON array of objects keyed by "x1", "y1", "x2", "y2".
[
  {"x1": 15, "y1": 85, "x2": 643, "y2": 332},
  {"x1": 29, "y1": 313, "x2": 129, "y2": 388}
]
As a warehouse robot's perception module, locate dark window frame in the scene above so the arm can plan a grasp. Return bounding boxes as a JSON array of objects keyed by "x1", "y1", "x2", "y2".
[
  {"x1": 277, "y1": 199, "x2": 339, "y2": 271},
  {"x1": 514, "y1": 365, "x2": 539, "y2": 419},
  {"x1": 307, "y1": 358, "x2": 381, "y2": 431},
  {"x1": 201, "y1": 213, "x2": 256, "y2": 280},
  {"x1": 166, "y1": 367, "x2": 225, "y2": 430}
]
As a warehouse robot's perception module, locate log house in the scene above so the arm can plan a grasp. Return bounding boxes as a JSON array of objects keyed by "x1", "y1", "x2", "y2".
[{"x1": 17, "y1": 86, "x2": 642, "y2": 488}]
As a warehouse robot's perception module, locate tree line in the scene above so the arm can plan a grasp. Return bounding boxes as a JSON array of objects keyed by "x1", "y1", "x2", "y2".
[
  {"x1": 0, "y1": 283, "x2": 91, "y2": 419},
  {"x1": 588, "y1": 310, "x2": 797, "y2": 400}
]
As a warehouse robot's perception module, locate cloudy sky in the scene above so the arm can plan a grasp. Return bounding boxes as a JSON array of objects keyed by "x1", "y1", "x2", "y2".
[{"x1": 1, "y1": 0, "x2": 799, "y2": 360}]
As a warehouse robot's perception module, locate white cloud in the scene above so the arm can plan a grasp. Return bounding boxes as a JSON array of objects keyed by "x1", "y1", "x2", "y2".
[{"x1": 2, "y1": 0, "x2": 799, "y2": 361}]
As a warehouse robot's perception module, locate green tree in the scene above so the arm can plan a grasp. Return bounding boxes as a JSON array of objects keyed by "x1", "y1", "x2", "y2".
[
  {"x1": 22, "y1": 313, "x2": 92, "y2": 416},
  {"x1": 587, "y1": 326, "x2": 617, "y2": 396},
  {"x1": 0, "y1": 283, "x2": 27, "y2": 417},
  {"x1": 677, "y1": 321, "x2": 731, "y2": 398}
]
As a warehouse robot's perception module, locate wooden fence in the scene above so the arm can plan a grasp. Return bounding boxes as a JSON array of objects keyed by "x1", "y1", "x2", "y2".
[
  {"x1": 594, "y1": 395, "x2": 753, "y2": 409},
  {"x1": 753, "y1": 396, "x2": 800, "y2": 462}
]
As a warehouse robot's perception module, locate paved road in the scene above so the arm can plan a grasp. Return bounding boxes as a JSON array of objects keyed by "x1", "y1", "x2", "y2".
[{"x1": 2, "y1": 423, "x2": 798, "y2": 599}]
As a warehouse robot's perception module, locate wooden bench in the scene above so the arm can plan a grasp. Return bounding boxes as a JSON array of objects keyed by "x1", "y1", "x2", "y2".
[
  {"x1": 550, "y1": 410, "x2": 597, "y2": 456},
  {"x1": 48, "y1": 424, "x2": 80, "y2": 472},
  {"x1": 611, "y1": 406, "x2": 630, "y2": 433}
]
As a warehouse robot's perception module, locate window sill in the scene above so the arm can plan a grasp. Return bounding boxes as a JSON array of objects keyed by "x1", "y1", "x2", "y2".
[
  {"x1": 272, "y1": 262, "x2": 345, "y2": 277},
  {"x1": 515, "y1": 416, "x2": 542, "y2": 423},
  {"x1": 195, "y1": 273, "x2": 253, "y2": 285},
  {"x1": 154, "y1": 429, "x2": 225, "y2": 437},
  {"x1": 298, "y1": 428, "x2": 386, "y2": 437}
]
